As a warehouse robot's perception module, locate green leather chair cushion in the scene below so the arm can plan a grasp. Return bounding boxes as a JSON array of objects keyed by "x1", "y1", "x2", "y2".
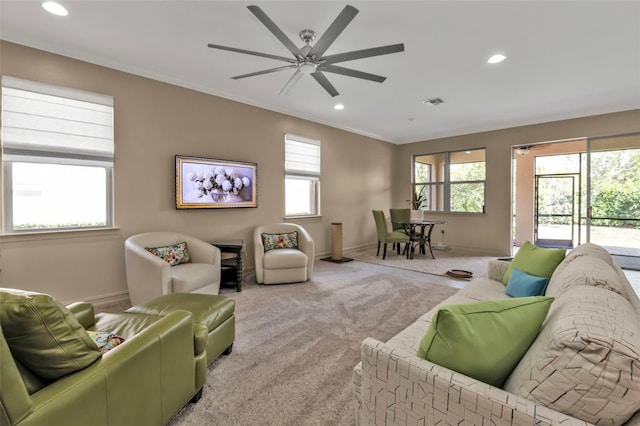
[
  {"x1": 128, "y1": 293, "x2": 235, "y2": 332},
  {"x1": 0, "y1": 288, "x2": 101, "y2": 380}
]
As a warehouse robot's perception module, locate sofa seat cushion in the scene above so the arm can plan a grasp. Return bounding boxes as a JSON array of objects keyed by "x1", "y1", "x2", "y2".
[
  {"x1": 0, "y1": 288, "x2": 101, "y2": 380},
  {"x1": 171, "y1": 263, "x2": 219, "y2": 293},
  {"x1": 504, "y1": 286, "x2": 640, "y2": 425},
  {"x1": 546, "y1": 254, "x2": 626, "y2": 299},
  {"x1": 93, "y1": 312, "x2": 161, "y2": 340},
  {"x1": 263, "y1": 248, "x2": 307, "y2": 269},
  {"x1": 128, "y1": 293, "x2": 235, "y2": 333}
]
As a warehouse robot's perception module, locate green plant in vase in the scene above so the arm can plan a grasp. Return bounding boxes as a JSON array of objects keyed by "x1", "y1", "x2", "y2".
[{"x1": 412, "y1": 189, "x2": 426, "y2": 210}]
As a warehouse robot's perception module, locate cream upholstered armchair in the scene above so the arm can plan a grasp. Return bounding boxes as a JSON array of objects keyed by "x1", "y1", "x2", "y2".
[
  {"x1": 124, "y1": 232, "x2": 221, "y2": 305},
  {"x1": 253, "y1": 223, "x2": 314, "y2": 285}
]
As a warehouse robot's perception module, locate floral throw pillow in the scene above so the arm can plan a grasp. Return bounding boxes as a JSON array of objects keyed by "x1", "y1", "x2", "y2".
[
  {"x1": 262, "y1": 232, "x2": 298, "y2": 252},
  {"x1": 86, "y1": 331, "x2": 126, "y2": 354},
  {"x1": 145, "y1": 242, "x2": 191, "y2": 266}
]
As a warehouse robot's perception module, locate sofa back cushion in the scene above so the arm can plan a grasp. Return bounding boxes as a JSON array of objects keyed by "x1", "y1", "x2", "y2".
[
  {"x1": 503, "y1": 286, "x2": 640, "y2": 425},
  {"x1": 0, "y1": 288, "x2": 101, "y2": 380},
  {"x1": 545, "y1": 255, "x2": 627, "y2": 299}
]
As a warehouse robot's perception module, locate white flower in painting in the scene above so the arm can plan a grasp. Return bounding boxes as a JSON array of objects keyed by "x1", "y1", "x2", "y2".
[
  {"x1": 197, "y1": 190, "x2": 205, "y2": 198},
  {"x1": 194, "y1": 181, "x2": 203, "y2": 190},
  {"x1": 242, "y1": 177, "x2": 250, "y2": 186},
  {"x1": 233, "y1": 178, "x2": 242, "y2": 189},
  {"x1": 203, "y1": 180, "x2": 213, "y2": 190},
  {"x1": 225, "y1": 168, "x2": 235, "y2": 177},
  {"x1": 188, "y1": 172, "x2": 197, "y2": 181},
  {"x1": 222, "y1": 180, "x2": 233, "y2": 192},
  {"x1": 204, "y1": 169, "x2": 214, "y2": 179},
  {"x1": 196, "y1": 172, "x2": 204, "y2": 180},
  {"x1": 215, "y1": 174, "x2": 226, "y2": 186},
  {"x1": 214, "y1": 167, "x2": 223, "y2": 175}
]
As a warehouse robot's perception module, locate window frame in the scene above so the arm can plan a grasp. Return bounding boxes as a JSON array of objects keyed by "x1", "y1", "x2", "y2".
[
  {"x1": 1, "y1": 76, "x2": 114, "y2": 233},
  {"x1": 412, "y1": 148, "x2": 486, "y2": 214},
  {"x1": 284, "y1": 133, "x2": 321, "y2": 218}
]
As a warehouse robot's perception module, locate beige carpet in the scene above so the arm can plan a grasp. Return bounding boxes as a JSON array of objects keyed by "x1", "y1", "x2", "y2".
[
  {"x1": 345, "y1": 245, "x2": 499, "y2": 280},
  {"x1": 168, "y1": 260, "x2": 459, "y2": 426}
]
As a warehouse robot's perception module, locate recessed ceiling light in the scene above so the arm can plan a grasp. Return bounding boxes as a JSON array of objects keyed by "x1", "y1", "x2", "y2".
[
  {"x1": 42, "y1": 2, "x2": 68, "y2": 16},
  {"x1": 333, "y1": 104, "x2": 344, "y2": 110},
  {"x1": 488, "y1": 54, "x2": 506, "y2": 64}
]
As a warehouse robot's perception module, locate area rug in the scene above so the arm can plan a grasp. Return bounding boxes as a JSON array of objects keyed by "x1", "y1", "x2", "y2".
[
  {"x1": 169, "y1": 260, "x2": 459, "y2": 426},
  {"x1": 345, "y1": 245, "x2": 499, "y2": 280}
]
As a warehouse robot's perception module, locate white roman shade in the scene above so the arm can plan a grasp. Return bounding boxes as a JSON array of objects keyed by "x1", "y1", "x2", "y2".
[
  {"x1": 1, "y1": 75, "x2": 114, "y2": 167},
  {"x1": 285, "y1": 134, "x2": 320, "y2": 178}
]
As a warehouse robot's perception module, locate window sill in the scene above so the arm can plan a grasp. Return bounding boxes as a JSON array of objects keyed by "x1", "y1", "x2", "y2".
[
  {"x1": 1, "y1": 227, "x2": 121, "y2": 242},
  {"x1": 284, "y1": 215, "x2": 322, "y2": 220}
]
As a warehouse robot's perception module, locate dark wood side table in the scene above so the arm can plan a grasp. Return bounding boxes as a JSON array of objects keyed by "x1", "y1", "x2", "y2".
[{"x1": 210, "y1": 240, "x2": 244, "y2": 292}]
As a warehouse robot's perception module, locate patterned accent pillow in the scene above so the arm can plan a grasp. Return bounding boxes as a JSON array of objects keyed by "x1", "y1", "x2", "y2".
[
  {"x1": 262, "y1": 232, "x2": 298, "y2": 252},
  {"x1": 145, "y1": 242, "x2": 191, "y2": 266},
  {"x1": 86, "y1": 331, "x2": 126, "y2": 354}
]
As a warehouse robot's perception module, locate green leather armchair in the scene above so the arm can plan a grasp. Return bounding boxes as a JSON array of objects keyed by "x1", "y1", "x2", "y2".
[{"x1": 1, "y1": 301, "x2": 206, "y2": 426}]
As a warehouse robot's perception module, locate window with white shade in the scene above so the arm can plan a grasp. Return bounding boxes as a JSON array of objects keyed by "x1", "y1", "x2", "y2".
[
  {"x1": 1, "y1": 76, "x2": 114, "y2": 232},
  {"x1": 285, "y1": 134, "x2": 320, "y2": 217}
]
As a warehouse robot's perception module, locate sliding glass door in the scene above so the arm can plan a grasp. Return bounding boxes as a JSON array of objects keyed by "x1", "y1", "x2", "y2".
[{"x1": 587, "y1": 133, "x2": 640, "y2": 269}]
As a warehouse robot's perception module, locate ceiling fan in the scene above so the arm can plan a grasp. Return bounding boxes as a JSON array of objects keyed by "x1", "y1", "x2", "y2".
[{"x1": 207, "y1": 4, "x2": 405, "y2": 97}]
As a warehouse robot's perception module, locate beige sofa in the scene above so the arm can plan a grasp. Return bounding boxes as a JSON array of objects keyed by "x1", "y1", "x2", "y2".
[{"x1": 354, "y1": 243, "x2": 640, "y2": 425}]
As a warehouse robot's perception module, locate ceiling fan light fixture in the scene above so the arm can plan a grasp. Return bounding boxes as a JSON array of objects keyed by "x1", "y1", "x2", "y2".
[
  {"x1": 515, "y1": 146, "x2": 531, "y2": 155},
  {"x1": 298, "y1": 62, "x2": 317, "y2": 74}
]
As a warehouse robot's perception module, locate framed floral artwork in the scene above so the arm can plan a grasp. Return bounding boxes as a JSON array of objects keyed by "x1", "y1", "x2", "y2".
[{"x1": 176, "y1": 155, "x2": 257, "y2": 209}]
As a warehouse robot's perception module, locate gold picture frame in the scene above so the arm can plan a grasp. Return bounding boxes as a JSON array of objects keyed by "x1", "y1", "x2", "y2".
[{"x1": 176, "y1": 155, "x2": 257, "y2": 209}]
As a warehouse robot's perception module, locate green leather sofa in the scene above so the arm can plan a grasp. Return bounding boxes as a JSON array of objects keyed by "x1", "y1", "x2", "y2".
[{"x1": 0, "y1": 289, "x2": 207, "y2": 426}]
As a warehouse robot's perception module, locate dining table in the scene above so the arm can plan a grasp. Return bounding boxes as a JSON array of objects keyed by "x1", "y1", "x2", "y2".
[{"x1": 392, "y1": 219, "x2": 447, "y2": 259}]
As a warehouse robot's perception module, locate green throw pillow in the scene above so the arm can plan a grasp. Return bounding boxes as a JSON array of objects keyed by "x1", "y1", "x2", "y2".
[
  {"x1": 0, "y1": 288, "x2": 101, "y2": 380},
  {"x1": 502, "y1": 241, "x2": 566, "y2": 285},
  {"x1": 416, "y1": 296, "x2": 554, "y2": 387}
]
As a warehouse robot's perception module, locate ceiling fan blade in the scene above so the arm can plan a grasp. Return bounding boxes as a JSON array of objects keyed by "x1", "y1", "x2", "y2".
[
  {"x1": 232, "y1": 65, "x2": 297, "y2": 80},
  {"x1": 208, "y1": 44, "x2": 294, "y2": 63},
  {"x1": 311, "y1": 71, "x2": 339, "y2": 97},
  {"x1": 247, "y1": 5, "x2": 302, "y2": 58},
  {"x1": 320, "y1": 65, "x2": 386, "y2": 83},
  {"x1": 279, "y1": 70, "x2": 304, "y2": 96},
  {"x1": 322, "y1": 43, "x2": 405, "y2": 65},
  {"x1": 309, "y1": 5, "x2": 359, "y2": 58}
]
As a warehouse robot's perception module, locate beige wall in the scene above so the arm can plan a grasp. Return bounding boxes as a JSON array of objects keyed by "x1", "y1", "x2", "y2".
[
  {"x1": 395, "y1": 110, "x2": 640, "y2": 256},
  {"x1": 1, "y1": 41, "x2": 639, "y2": 305},
  {"x1": 0, "y1": 42, "x2": 395, "y2": 304}
]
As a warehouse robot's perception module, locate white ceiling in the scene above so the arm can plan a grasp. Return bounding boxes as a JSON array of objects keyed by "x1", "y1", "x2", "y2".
[{"x1": 1, "y1": 1, "x2": 639, "y2": 144}]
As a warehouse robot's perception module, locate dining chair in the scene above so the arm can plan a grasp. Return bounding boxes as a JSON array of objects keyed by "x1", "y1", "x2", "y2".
[
  {"x1": 372, "y1": 210, "x2": 410, "y2": 259},
  {"x1": 389, "y1": 208, "x2": 411, "y2": 254}
]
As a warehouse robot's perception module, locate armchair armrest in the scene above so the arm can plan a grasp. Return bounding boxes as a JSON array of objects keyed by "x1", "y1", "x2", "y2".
[
  {"x1": 22, "y1": 311, "x2": 200, "y2": 426},
  {"x1": 66, "y1": 302, "x2": 96, "y2": 329},
  {"x1": 358, "y1": 337, "x2": 586, "y2": 425}
]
